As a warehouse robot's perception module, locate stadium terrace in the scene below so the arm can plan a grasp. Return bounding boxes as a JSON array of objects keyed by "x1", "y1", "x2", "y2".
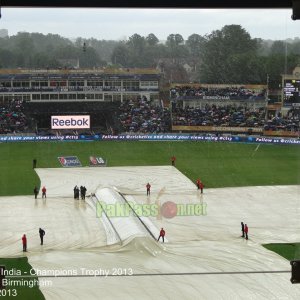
[{"x1": 0, "y1": 68, "x2": 299, "y2": 138}]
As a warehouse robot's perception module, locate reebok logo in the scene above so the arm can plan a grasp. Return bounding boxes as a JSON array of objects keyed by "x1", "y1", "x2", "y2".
[{"x1": 51, "y1": 115, "x2": 90, "y2": 129}]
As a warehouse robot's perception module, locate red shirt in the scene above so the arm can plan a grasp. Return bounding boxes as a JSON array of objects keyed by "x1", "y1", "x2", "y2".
[
  {"x1": 244, "y1": 226, "x2": 248, "y2": 233},
  {"x1": 199, "y1": 182, "x2": 204, "y2": 189},
  {"x1": 146, "y1": 183, "x2": 151, "y2": 190},
  {"x1": 171, "y1": 156, "x2": 176, "y2": 162},
  {"x1": 42, "y1": 187, "x2": 46, "y2": 193},
  {"x1": 160, "y1": 229, "x2": 165, "y2": 236},
  {"x1": 196, "y1": 179, "x2": 201, "y2": 185},
  {"x1": 22, "y1": 235, "x2": 27, "y2": 245}
]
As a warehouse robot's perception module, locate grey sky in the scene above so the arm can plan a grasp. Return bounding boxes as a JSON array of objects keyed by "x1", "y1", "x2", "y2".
[{"x1": 1, "y1": 8, "x2": 299, "y2": 41}]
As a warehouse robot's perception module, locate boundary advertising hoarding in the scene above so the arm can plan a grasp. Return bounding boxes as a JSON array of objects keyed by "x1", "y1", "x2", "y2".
[
  {"x1": 89, "y1": 156, "x2": 107, "y2": 167},
  {"x1": 58, "y1": 156, "x2": 82, "y2": 167},
  {"x1": 0, "y1": 134, "x2": 299, "y2": 145},
  {"x1": 172, "y1": 125, "x2": 263, "y2": 133}
]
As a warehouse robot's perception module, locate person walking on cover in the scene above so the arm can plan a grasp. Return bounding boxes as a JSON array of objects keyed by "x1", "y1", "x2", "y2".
[
  {"x1": 22, "y1": 234, "x2": 27, "y2": 252},
  {"x1": 244, "y1": 224, "x2": 249, "y2": 240},
  {"x1": 196, "y1": 178, "x2": 201, "y2": 190},
  {"x1": 146, "y1": 183, "x2": 151, "y2": 196},
  {"x1": 157, "y1": 228, "x2": 165, "y2": 243},
  {"x1": 39, "y1": 228, "x2": 45, "y2": 245},
  {"x1": 34, "y1": 186, "x2": 38, "y2": 199},
  {"x1": 42, "y1": 186, "x2": 46, "y2": 199},
  {"x1": 241, "y1": 222, "x2": 245, "y2": 238},
  {"x1": 199, "y1": 181, "x2": 204, "y2": 194},
  {"x1": 196, "y1": 179, "x2": 204, "y2": 193},
  {"x1": 171, "y1": 155, "x2": 176, "y2": 166}
]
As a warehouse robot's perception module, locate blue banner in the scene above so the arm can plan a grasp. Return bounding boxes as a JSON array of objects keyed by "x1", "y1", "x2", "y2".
[{"x1": 0, "y1": 134, "x2": 300, "y2": 145}]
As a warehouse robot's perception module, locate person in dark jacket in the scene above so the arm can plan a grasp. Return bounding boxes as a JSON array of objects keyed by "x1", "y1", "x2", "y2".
[
  {"x1": 241, "y1": 222, "x2": 245, "y2": 237},
  {"x1": 74, "y1": 185, "x2": 79, "y2": 200},
  {"x1": 80, "y1": 186, "x2": 87, "y2": 200},
  {"x1": 34, "y1": 186, "x2": 38, "y2": 199},
  {"x1": 39, "y1": 228, "x2": 45, "y2": 245}
]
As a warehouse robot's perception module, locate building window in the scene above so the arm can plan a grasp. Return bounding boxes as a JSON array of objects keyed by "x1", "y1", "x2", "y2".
[
  {"x1": 113, "y1": 94, "x2": 122, "y2": 101},
  {"x1": 104, "y1": 94, "x2": 113, "y2": 101},
  {"x1": 50, "y1": 94, "x2": 59, "y2": 100},
  {"x1": 123, "y1": 80, "x2": 139, "y2": 91},
  {"x1": 69, "y1": 80, "x2": 84, "y2": 87},
  {"x1": 32, "y1": 94, "x2": 40, "y2": 100},
  {"x1": 0, "y1": 81, "x2": 11, "y2": 87},
  {"x1": 87, "y1": 80, "x2": 103, "y2": 87},
  {"x1": 41, "y1": 94, "x2": 50, "y2": 100},
  {"x1": 85, "y1": 94, "x2": 95, "y2": 99}
]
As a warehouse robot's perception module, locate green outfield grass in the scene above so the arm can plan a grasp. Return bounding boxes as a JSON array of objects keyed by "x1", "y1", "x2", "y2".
[
  {"x1": 0, "y1": 257, "x2": 45, "y2": 300},
  {"x1": 0, "y1": 141, "x2": 299, "y2": 196},
  {"x1": 263, "y1": 243, "x2": 300, "y2": 261}
]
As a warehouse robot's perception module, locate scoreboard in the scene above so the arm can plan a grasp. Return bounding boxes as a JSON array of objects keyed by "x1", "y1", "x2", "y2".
[{"x1": 283, "y1": 79, "x2": 300, "y2": 106}]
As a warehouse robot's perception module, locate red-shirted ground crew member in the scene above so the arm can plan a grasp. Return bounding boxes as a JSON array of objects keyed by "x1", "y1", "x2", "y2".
[
  {"x1": 42, "y1": 186, "x2": 47, "y2": 199},
  {"x1": 146, "y1": 183, "x2": 151, "y2": 196},
  {"x1": 196, "y1": 178, "x2": 201, "y2": 189},
  {"x1": 244, "y1": 224, "x2": 249, "y2": 240},
  {"x1": 199, "y1": 181, "x2": 204, "y2": 194},
  {"x1": 22, "y1": 234, "x2": 27, "y2": 252},
  {"x1": 171, "y1": 155, "x2": 176, "y2": 166},
  {"x1": 157, "y1": 228, "x2": 165, "y2": 243}
]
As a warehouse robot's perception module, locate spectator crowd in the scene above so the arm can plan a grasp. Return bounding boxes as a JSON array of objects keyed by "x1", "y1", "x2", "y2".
[
  {"x1": 0, "y1": 99, "x2": 29, "y2": 134},
  {"x1": 264, "y1": 108, "x2": 300, "y2": 132},
  {"x1": 118, "y1": 96, "x2": 171, "y2": 133},
  {"x1": 172, "y1": 104, "x2": 266, "y2": 128}
]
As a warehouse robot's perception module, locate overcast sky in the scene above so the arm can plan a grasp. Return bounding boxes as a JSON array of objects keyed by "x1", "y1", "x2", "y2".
[{"x1": 1, "y1": 8, "x2": 299, "y2": 41}]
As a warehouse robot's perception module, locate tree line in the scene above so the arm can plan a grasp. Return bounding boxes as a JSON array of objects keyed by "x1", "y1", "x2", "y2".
[{"x1": 0, "y1": 25, "x2": 300, "y2": 88}]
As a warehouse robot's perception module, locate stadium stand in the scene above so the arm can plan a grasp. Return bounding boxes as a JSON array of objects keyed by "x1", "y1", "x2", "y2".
[
  {"x1": 0, "y1": 80, "x2": 298, "y2": 136},
  {"x1": 264, "y1": 108, "x2": 300, "y2": 132},
  {"x1": 118, "y1": 96, "x2": 171, "y2": 133},
  {"x1": 0, "y1": 99, "x2": 30, "y2": 134},
  {"x1": 172, "y1": 104, "x2": 266, "y2": 128},
  {"x1": 170, "y1": 85, "x2": 266, "y2": 100}
]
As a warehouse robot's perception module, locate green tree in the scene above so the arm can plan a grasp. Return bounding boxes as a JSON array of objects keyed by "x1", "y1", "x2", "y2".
[
  {"x1": 186, "y1": 34, "x2": 205, "y2": 71},
  {"x1": 111, "y1": 43, "x2": 130, "y2": 66},
  {"x1": 199, "y1": 25, "x2": 259, "y2": 83},
  {"x1": 166, "y1": 33, "x2": 187, "y2": 63},
  {"x1": 270, "y1": 41, "x2": 286, "y2": 55},
  {"x1": 127, "y1": 34, "x2": 146, "y2": 55},
  {"x1": 146, "y1": 33, "x2": 159, "y2": 46},
  {"x1": 79, "y1": 46, "x2": 106, "y2": 68},
  {"x1": 265, "y1": 53, "x2": 300, "y2": 89},
  {"x1": 0, "y1": 48, "x2": 14, "y2": 67}
]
